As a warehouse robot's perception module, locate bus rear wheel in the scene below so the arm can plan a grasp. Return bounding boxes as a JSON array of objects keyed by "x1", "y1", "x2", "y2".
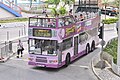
[
  {"x1": 65, "y1": 54, "x2": 70, "y2": 67},
  {"x1": 91, "y1": 41, "x2": 95, "y2": 52}
]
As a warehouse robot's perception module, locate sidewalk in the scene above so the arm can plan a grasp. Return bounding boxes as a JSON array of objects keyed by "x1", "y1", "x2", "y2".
[
  {"x1": 92, "y1": 24, "x2": 120, "y2": 80},
  {"x1": 0, "y1": 36, "x2": 27, "y2": 62},
  {"x1": 0, "y1": 12, "x2": 33, "y2": 62}
]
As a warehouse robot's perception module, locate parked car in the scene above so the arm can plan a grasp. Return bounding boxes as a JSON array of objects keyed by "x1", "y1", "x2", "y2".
[{"x1": 101, "y1": 7, "x2": 117, "y2": 16}]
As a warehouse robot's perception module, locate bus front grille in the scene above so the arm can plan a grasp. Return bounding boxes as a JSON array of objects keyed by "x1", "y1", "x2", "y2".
[{"x1": 36, "y1": 57, "x2": 47, "y2": 63}]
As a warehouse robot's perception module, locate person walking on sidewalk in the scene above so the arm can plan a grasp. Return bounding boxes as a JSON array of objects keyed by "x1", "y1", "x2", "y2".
[{"x1": 17, "y1": 40, "x2": 24, "y2": 58}]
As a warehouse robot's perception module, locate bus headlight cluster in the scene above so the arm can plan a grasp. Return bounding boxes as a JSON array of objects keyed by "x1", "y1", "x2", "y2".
[
  {"x1": 49, "y1": 60, "x2": 58, "y2": 63},
  {"x1": 28, "y1": 58, "x2": 34, "y2": 61}
]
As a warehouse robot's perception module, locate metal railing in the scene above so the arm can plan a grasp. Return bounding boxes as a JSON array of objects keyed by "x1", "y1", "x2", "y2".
[
  {"x1": 0, "y1": 0, "x2": 22, "y2": 14},
  {"x1": 0, "y1": 41, "x2": 13, "y2": 60}
]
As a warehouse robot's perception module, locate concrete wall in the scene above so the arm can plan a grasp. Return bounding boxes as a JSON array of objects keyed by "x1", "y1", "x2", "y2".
[{"x1": 0, "y1": 7, "x2": 15, "y2": 18}]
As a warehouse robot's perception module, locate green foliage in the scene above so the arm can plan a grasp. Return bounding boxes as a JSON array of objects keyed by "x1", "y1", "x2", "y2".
[
  {"x1": 59, "y1": 7, "x2": 67, "y2": 16},
  {"x1": 114, "y1": 0, "x2": 119, "y2": 8},
  {"x1": 0, "y1": 18, "x2": 28, "y2": 23},
  {"x1": 51, "y1": 8, "x2": 58, "y2": 16},
  {"x1": 47, "y1": 0, "x2": 54, "y2": 4},
  {"x1": 102, "y1": 18, "x2": 118, "y2": 24},
  {"x1": 104, "y1": 39, "x2": 118, "y2": 64},
  {"x1": 47, "y1": 0, "x2": 74, "y2": 16},
  {"x1": 47, "y1": 0, "x2": 60, "y2": 6}
]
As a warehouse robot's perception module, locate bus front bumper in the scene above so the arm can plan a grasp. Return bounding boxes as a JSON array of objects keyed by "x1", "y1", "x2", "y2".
[{"x1": 28, "y1": 61, "x2": 63, "y2": 68}]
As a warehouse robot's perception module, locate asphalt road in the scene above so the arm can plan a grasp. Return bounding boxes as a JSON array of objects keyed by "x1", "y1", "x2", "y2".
[{"x1": 0, "y1": 48, "x2": 100, "y2": 80}]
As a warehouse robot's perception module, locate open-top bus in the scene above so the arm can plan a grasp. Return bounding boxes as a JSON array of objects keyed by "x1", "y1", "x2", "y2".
[{"x1": 28, "y1": 12, "x2": 102, "y2": 68}]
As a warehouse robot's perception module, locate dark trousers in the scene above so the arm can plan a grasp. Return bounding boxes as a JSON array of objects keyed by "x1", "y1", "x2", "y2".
[{"x1": 17, "y1": 49, "x2": 23, "y2": 56}]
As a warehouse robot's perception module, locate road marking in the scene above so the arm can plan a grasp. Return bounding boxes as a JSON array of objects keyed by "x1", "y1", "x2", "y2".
[
  {"x1": 10, "y1": 57, "x2": 29, "y2": 62},
  {"x1": 70, "y1": 64, "x2": 89, "y2": 69}
]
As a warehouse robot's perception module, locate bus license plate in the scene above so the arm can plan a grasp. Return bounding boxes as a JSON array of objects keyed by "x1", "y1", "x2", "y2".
[{"x1": 38, "y1": 64, "x2": 45, "y2": 67}]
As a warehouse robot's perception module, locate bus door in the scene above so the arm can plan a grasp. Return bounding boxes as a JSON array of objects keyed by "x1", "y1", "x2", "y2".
[{"x1": 74, "y1": 36, "x2": 78, "y2": 55}]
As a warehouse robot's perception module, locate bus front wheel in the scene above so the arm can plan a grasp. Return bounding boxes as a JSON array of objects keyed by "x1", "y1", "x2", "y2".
[
  {"x1": 86, "y1": 44, "x2": 90, "y2": 54},
  {"x1": 65, "y1": 54, "x2": 70, "y2": 67}
]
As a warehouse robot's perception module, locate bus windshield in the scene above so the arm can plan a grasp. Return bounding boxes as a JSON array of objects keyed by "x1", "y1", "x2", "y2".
[{"x1": 29, "y1": 39, "x2": 57, "y2": 55}]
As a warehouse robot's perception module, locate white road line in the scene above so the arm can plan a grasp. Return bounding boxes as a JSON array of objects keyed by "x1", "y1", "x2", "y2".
[
  {"x1": 10, "y1": 56, "x2": 29, "y2": 62},
  {"x1": 10, "y1": 58, "x2": 29, "y2": 62},
  {"x1": 70, "y1": 64, "x2": 89, "y2": 69}
]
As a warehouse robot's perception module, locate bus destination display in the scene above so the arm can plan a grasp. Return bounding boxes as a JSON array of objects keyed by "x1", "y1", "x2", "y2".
[{"x1": 33, "y1": 29, "x2": 52, "y2": 37}]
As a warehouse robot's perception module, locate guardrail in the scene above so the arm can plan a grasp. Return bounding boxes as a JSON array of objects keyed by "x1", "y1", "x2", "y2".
[
  {"x1": 0, "y1": 41, "x2": 13, "y2": 61},
  {"x1": 0, "y1": 0, "x2": 22, "y2": 14},
  {"x1": 0, "y1": 38, "x2": 27, "y2": 62}
]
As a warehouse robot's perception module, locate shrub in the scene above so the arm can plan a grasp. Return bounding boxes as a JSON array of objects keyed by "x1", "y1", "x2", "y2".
[
  {"x1": 104, "y1": 39, "x2": 118, "y2": 64},
  {"x1": 102, "y1": 18, "x2": 118, "y2": 24}
]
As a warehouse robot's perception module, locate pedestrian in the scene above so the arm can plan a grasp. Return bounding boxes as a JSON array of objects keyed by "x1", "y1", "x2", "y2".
[
  {"x1": 17, "y1": 40, "x2": 24, "y2": 58},
  {"x1": 79, "y1": 14, "x2": 85, "y2": 21},
  {"x1": 42, "y1": 7, "x2": 47, "y2": 14}
]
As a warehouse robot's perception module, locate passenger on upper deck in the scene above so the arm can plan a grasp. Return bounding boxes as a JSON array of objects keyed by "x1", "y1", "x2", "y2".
[
  {"x1": 64, "y1": 19, "x2": 69, "y2": 26},
  {"x1": 74, "y1": 15, "x2": 78, "y2": 22},
  {"x1": 69, "y1": 9, "x2": 72, "y2": 15},
  {"x1": 45, "y1": 14, "x2": 50, "y2": 22},
  {"x1": 59, "y1": 19, "x2": 64, "y2": 27},
  {"x1": 42, "y1": 7, "x2": 47, "y2": 14},
  {"x1": 79, "y1": 14, "x2": 85, "y2": 21}
]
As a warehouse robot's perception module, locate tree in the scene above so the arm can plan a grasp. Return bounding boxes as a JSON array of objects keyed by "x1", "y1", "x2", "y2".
[
  {"x1": 59, "y1": 7, "x2": 67, "y2": 16},
  {"x1": 47, "y1": 0, "x2": 74, "y2": 16},
  {"x1": 62, "y1": 0, "x2": 75, "y2": 7},
  {"x1": 48, "y1": 0, "x2": 60, "y2": 7},
  {"x1": 114, "y1": 0, "x2": 119, "y2": 8},
  {"x1": 51, "y1": 8, "x2": 59, "y2": 16}
]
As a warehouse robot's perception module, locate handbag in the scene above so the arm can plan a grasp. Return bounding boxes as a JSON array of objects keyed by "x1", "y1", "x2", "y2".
[{"x1": 22, "y1": 47, "x2": 24, "y2": 51}]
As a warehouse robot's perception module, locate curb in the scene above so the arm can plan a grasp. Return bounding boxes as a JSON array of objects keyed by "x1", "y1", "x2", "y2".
[
  {"x1": 0, "y1": 52, "x2": 15, "y2": 63},
  {"x1": 91, "y1": 56, "x2": 103, "y2": 80},
  {"x1": 91, "y1": 36, "x2": 118, "y2": 80}
]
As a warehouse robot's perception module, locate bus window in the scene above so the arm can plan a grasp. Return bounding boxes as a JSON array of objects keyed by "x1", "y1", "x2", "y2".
[
  {"x1": 79, "y1": 32, "x2": 88, "y2": 44},
  {"x1": 87, "y1": 28, "x2": 98, "y2": 37},
  {"x1": 58, "y1": 16, "x2": 74, "y2": 27},
  {"x1": 29, "y1": 18, "x2": 56, "y2": 28},
  {"x1": 62, "y1": 37, "x2": 73, "y2": 51},
  {"x1": 29, "y1": 18, "x2": 38, "y2": 26},
  {"x1": 29, "y1": 39, "x2": 58, "y2": 55}
]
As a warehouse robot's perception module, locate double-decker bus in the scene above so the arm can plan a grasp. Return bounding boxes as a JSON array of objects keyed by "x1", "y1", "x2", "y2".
[{"x1": 28, "y1": 12, "x2": 102, "y2": 68}]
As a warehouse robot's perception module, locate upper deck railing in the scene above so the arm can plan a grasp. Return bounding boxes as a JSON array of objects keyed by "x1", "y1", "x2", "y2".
[{"x1": 29, "y1": 11, "x2": 100, "y2": 28}]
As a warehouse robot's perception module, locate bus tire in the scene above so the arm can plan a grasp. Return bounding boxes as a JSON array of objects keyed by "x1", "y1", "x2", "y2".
[
  {"x1": 86, "y1": 44, "x2": 90, "y2": 54},
  {"x1": 91, "y1": 41, "x2": 95, "y2": 52},
  {"x1": 65, "y1": 54, "x2": 70, "y2": 67}
]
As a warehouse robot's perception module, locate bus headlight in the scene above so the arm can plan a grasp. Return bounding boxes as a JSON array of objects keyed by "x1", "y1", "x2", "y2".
[
  {"x1": 28, "y1": 58, "x2": 34, "y2": 61},
  {"x1": 49, "y1": 60, "x2": 58, "y2": 63}
]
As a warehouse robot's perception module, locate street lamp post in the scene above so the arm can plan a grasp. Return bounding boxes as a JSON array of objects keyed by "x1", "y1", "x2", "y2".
[{"x1": 117, "y1": 0, "x2": 120, "y2": 74}]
